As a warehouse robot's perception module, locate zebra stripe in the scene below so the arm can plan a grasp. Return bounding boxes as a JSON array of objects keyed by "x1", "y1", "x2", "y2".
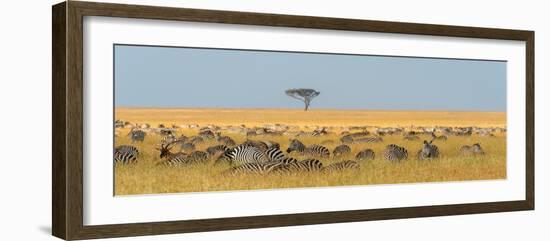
[
  {"x1": 323, "y1": 160, "x2": 360, "y2": 172},
  {"x1": 272, "y1": 159, "x2": 323, "y2": 173},
  {"x1": 383, "y1": 144, "x2": 408, "y2": 162},
  {"x1": 356, "y1": 149, "x2": 375, "y2": 161},
  {"x1": 160, "y1": 151, "x2": 209, "y2": 166},
  {"x1": 206, "y1": 145, "x2": 229, "y2": 156},
  {"x1": 286, "y1": 139, "x2": 330, "y2": 158},
  {"x1": 459, "y1": 143, "x2": 485, "y2": 156},
  {"x1": 333, "y1": 144, "x2": 351, "y2": 157},
  {"x1": 417, "y1": 140, "x2": 440, "y2": 160},
  {"x1": 114, "y1": 145, "x2": 139, "y2": 165},
  {"x1": 226, "y1": 145, "x2": 270, "y2": 165},
  {"x1": 222, "y1": 162, "x2": 284, "y2": 176},
  {"x1": 265, "y1": 147, "x2": 286, "y2": 162}
]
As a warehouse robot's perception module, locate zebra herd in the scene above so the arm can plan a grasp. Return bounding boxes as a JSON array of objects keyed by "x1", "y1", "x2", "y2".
[{"x1": 114, "y1": 124, "x2": 488, "y2": 177}]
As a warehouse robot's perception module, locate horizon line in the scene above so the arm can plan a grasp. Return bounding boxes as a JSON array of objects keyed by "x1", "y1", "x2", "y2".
[{"x1": 114, "y1": 106, "x2": 506, "y2": 113}]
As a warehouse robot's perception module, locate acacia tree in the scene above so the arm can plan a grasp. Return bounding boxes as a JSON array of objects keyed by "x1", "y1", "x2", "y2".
[{"x1": 285, "y1": 88, "x2": 320, "y2": 111}]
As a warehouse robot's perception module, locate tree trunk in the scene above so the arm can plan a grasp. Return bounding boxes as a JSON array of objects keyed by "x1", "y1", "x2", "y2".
[{"x1": 304, "y1": 100, "x2": 310, "y2": 111}]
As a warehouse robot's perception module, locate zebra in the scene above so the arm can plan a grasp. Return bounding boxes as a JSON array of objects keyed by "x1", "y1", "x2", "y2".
[
  {"x1": 355, "y1": 149, "x2": 375, "y2": 161},
  {"x1": 353, "y1": 136, "x2": 383, "y2": 143},
  {"x1": 114, "y1": 145, "x2": 139, "y2": 164},
  {"x1": 224, "y1": 145, "x2": 270, "y2": 165},
  {"x1": 221, "y1": 161, "x2": 284, "y2": 176},
  {"x1": 128, "y1": 128, "x2": 146, "y2": 143},
  {"x1": 206, "y1": 144, "x2": 229, "y2": 156},
  {"x1": 180, "y1": 142, "x2": 196, "y2": 152},
  {"x1": 156, "y1": 142, "x2": 209, "y2": 166},
  {"x1": 265, "y1": 147, "x2": 286, "y2": 162},
  {"x1": 159, "y1": 151, "x2": 209, "y2": 167},
  {"x1": 403, "y1": 135, "x2": 420, "y2": 141},
  {"x1": 198, "y1": 129, "x2": 216, "y2": 139},
  {"x1": 417, "y1": 140, "x2": 439, "y2": 160},
  {"x1": 383, "y1": 144, "x2": 408, "y2": 162},
  {"x1": 322, "y1": 160, "x2": 360, "y2": 172},
  {"x1": 286, "y1": 139, "x2": 330, "y2": 158},
  {"x1": 333, "y1": 144, "x2": 351, "y2": 157},
  {"x1": 241, "y1": 140, "x2": 270, "y2": 152},
  {"x1": 431, "y1": 132, "x2": 448, "y2": 141},
  {"x1": 188, "y1": 136, "x2": 204, "y2": 144},
  {"x1": 459, "y1": 143, "x2": 485, "y2": 156},
  {"x1": 215, "y1": 132, "x2": 236, "y2": 146},
  {"x1": 272, "y1": 159, "x2": 323, "y2": 173}
]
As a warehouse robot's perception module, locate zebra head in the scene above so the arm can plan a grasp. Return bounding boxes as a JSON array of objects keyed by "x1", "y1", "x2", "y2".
[
  {"x1": 472, "y1": 143, "x2": 484, "y2": 154},
  {"x1": 286, "y1": 139, "x2": 305, "y2": 153},
  {"x1": 421, "y1": 140, "x2": 434, "y2": 157}
]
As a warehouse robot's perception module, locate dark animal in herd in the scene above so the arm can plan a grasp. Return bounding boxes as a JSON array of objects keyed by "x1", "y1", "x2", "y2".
[
  {"x1": 116, "y1": 124, "x2": 491, "y2": 175},
  {"x1": 114, "y1": 145, "x2": 139, "y2": 164},
  {"x1": 286, "y1": 139, "x2": 330, "y2": 158},
  {"x1": 417, "y1": 140, "x2": 440, "y2": 160},
  {"x1": 460, "y1": 143, "x2": 485, "y2": 156},
  {"x1": 383, "y1": 144, "x2": 409, "y2": 162}
]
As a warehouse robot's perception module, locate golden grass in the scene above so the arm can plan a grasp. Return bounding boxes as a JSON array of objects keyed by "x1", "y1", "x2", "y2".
[
  {"x1": 115, "y1": 108, "x2": 506, "y2": 128},
  {"x1": 114, "y1": 108, "x2": 506, "y2": 196}
]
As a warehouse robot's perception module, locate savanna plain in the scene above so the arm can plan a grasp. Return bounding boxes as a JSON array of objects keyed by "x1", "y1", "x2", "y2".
[{"x1": 114, "y1": 108, "x2": 506, "y2": 195}]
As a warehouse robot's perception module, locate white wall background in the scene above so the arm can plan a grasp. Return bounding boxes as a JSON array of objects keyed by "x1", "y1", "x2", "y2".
[{"x1": 0, "y1": 0, "x2": 546, "y2": 240}]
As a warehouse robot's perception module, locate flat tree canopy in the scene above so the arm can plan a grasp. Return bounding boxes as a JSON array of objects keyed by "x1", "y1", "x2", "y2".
[{"x1": 285, "y1": 88, "x2": 320, "y2": 111}]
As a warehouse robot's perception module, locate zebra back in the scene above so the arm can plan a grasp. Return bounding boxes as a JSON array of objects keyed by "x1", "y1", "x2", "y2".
[
  {"x1": 114, "y1": 145, "x2": 139, "y2": 165},
  {"x1": 383, "y1": 144, "x2": 408, "y2": 162},
  {"x1": 323, "y1": 160, "x2": 360, "y2": 172}
]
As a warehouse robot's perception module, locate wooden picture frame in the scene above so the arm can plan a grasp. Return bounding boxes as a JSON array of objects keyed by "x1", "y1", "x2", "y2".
[{"x1": 52, "y1": 1, "x2": 534, "y2": 240}]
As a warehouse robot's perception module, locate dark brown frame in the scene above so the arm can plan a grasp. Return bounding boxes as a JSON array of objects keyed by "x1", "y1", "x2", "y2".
[{"x1": 52, "y1": 1, "x2": 535, "y2": 240}]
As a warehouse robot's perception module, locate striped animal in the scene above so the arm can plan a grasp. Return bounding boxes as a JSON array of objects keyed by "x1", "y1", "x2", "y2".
[
  {"x1": 224, "y1": 145, "x2": 270, "y2": 165},
  {"x1": 459, "y1": 143, "x2": 485, "y2": 156},
  {"x1": 157, "y1": 142, "x2": 208, "y2": 166},
  {"x1": 431, "y1": 132, "x2": 448, "y2": 141},
  {"x1": 417, "y1": 140, "x2": 440, "y2": 160},
  {"x1": 241, "y1": 140, "x2": 270, "y2": 152},
  {"x1": 333, "y1": 144, "x2": 351, "y2": 157},
  {"x1": 272, "y1": 159, "x2": 323, "y2": 173},
  {"x1": 215, "y1": 132, "x2": 236, "y2": 146},
  {"x1": 403, "y1": 135, "x2": 420, "y2": 141},
  {"x1": 128, "y1": 129, "x2": 146, "y2": 143},
  {"x1": 221, "y1": 161, "x2": 284, "y2": 176},
  {"x1": 265, "y1": 147, "x2": 286, "y2": 162},
  {"x1": 206, "y1": 145, "x2": 229, "y2": 156},
  {"x1": 323, "y1": 160, "x2": 360, "y2": 172},
  {"x1": 180, "y1": 142, "x2": 196, "y2": 152},
  {"x1": 286, "y1": 139, "x2": 330, "y2": 158},
  {"x1": 353, "y1": 136, "x2": 383, "y2": 143},
  {"x1": 114, "y1": 145, "x2": 139, "y2": 164},
  {"x1": 383, "y1": 144, "x2": 408, "y2": 162},
  {"x1": 355, "y1": 149, "x2": 375, "y2": 161}
]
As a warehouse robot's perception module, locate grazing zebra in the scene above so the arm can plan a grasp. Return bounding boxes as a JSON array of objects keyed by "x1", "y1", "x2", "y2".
[
  {"x1": 221, "y1": 161, "x2": 284, "y2": 176},
  {"x1": 206, "y1": 144, "x2": 229, "y2": 156},
  {"x1": 417, "y1": 140, "x2": 439, "y2": 160},
  {"x1": 333, "y1": 144, "x2": 351, "y2": 157},
  {"x1": 224, "y1": 145, "x2": 270, "y2": 165},
  {"x1": 215, "y1": 132, "x2": 236, "y2": 146},
  {"x1": 286, "y1": 139, "x2": 330, "y2": 158},
  {"x1": 265, "y1": 147, "x2": 286, "y2": 162},
  {"x1": 157, "y1": 142, "x2": 209, "y2": 166},
  {"x1": 323, "y1": 160, "x2": 360, "y2": 172},
  {"x1": 272, "y1": 159, "x2": 323, "y2": 173},
  {"x1": 431, "y1": 132, "x2": 448, "y2": 141},
  {"x1": 159, "y1": 151, "x2": 209, "y2": 167},
  {"x1": 189, "y1": 136, "x2": 204, "y2": 144},
  {"x1": 114, "y1": 145, "x2": 139, "y2": 164},
  {"x1": 383, "y1": 144, "x2": 408, "y2": 162},
  {"x1": 355, "y1": 149, "x2": 375, "y2": 161},
  {"x1": 261, "y1": 140, "x2": 281, "y2": 149},
  {"x1": 198, "y1": 129, "x2": 216, "y2": 139},
  {"x1": 241, "y1": 140, "x2": 270, "y2": 152},
  {"x1": 403, "y1": 135, "x2": 420, "y2": 141},
  {"x1": 128, "y1": 129, "x2": 146, "y2": 143},
  {"x1": 180, "y1": 142, "x2": 196, "y2": 152},
  {"x1": 460, "y1": 143, "x2": 485, "y2": 156},
  {"x1": 353, "y1": 136, "x2": 383, "y2": 143}
]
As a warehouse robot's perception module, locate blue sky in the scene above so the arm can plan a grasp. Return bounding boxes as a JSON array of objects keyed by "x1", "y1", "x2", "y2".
[{"x1": 114, "y1": 44, "x2": 506, "y2": 111}]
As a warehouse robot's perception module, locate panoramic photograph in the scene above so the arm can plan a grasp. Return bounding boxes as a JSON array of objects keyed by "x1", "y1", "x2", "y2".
[{"x1": 113, "y1": 44, "x2": 506, "y2": 196}]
